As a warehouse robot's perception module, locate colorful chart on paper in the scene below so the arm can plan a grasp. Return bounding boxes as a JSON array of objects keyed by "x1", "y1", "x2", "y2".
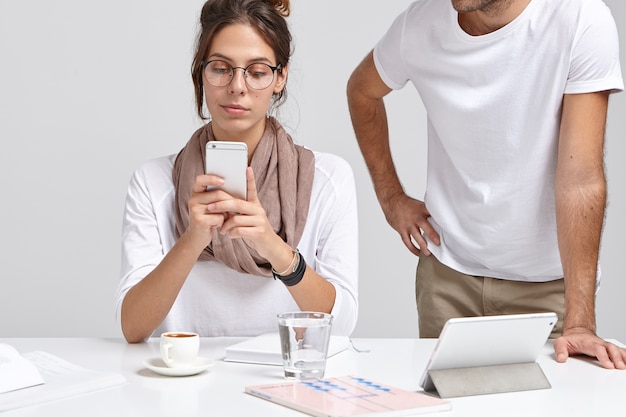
[{"x1": 245, "y1": 375, "x2": 450, "y2": 417}]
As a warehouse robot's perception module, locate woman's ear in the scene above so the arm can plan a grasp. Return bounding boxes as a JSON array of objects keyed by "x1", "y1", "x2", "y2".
[{"x1": 273, "y1": 64, "x2": 288, "y2": 94}]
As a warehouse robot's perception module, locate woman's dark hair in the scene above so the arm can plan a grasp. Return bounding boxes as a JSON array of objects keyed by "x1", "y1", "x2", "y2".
[{"x1": 192, "y1": 0, "x2": 292, "y2": 120}]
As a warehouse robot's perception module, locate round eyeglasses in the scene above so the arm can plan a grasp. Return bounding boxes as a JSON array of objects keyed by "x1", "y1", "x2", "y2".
[{"x1": 201, "y1": 60, "x2": 282, "y2": 90}]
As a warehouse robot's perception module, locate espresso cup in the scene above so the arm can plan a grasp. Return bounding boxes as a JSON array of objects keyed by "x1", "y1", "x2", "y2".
[{"x1": 160, "y1": 331, "x2": 199, "y2": 368}]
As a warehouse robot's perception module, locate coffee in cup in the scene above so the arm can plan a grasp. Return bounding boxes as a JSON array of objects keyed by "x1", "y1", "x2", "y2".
[{"x1": 160, "y1": 331, "x2": 199, "y2": 368}]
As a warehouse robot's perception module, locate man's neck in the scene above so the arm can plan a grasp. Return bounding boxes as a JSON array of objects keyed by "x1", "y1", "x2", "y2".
[{"x1": 457, "y1": 0, "x2": 531, "y2": 36}]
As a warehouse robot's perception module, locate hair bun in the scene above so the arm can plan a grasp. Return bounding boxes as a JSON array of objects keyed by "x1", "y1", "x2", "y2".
[{"x1": 268, "y1": 0, "x2": 290, "y2": 17}]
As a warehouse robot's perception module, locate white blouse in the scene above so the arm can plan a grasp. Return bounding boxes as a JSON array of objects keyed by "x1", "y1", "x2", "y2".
[{"x1": 114, "y1": 151, "x2": 359, "y2": 337}]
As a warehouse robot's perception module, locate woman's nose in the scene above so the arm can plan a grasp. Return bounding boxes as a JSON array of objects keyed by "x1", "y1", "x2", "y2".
[{"x1": 229, "y1": 68, "x2": 247, "y2": 95}]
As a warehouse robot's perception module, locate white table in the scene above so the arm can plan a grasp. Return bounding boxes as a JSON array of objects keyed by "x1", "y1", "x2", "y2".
[{"x1": 1, "y1": 337, "x2": 625, "y2": 416}]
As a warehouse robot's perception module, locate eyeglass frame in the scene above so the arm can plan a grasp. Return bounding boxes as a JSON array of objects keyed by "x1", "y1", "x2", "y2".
[{"x1": 200, "y1": 60, "x2": 283, "y2": 90}]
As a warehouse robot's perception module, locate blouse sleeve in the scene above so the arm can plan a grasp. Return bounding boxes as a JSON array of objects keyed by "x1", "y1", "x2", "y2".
[
  {"x1": 308, "y1": 152, "x2": 359, "y2": 336},
  {"x1": 113, "y1": 157, "x2": 174, "y2": 328}
]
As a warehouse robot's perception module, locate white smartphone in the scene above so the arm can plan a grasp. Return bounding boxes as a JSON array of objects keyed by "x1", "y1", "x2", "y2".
[{"x1": 205, "y1": 141, "x2": 248, "y2": 200}]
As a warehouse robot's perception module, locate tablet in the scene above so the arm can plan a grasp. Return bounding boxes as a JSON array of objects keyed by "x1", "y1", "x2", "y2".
[{"x1": 419, "y1": 312, "x2": 557, "y2": 391}]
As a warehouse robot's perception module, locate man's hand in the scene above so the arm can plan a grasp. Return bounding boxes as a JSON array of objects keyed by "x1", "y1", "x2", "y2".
[
  {"x1": 554, "y1": 327, "x2": 626, "y2": 369},
  {"x1": 381, "y1": 193, "x2": 440, "y2": 257}
]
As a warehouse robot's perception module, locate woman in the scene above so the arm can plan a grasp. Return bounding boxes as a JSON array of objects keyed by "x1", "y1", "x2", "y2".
[{"x1": 115, "y1": 0, "x2": 358, "y2": 343}]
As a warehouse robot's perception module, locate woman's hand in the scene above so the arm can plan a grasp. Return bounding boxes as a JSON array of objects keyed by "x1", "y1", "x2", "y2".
[
  {"x1": 184, "y1": 174, "x2": 234, "y2": 249},
  {"x1": 204, "y1": 168, "x2": 336, "y2": 315},
  {"x1": 206, "y1": 167, "x2": 284, "y2": 259}
]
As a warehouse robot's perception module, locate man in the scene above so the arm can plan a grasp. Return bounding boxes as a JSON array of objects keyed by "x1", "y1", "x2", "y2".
[{"x1": 347, "y1": 0, "x2": 626, "y2": 369}]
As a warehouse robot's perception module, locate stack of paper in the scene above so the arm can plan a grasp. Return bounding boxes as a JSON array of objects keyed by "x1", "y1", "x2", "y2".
[{"x1": 0, "y1": 345, "x2": 126, "y2": 412}]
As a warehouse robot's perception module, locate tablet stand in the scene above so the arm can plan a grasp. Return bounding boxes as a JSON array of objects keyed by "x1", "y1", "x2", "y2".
[{"x1": 427, "y1": 362, "x2": 551, "y2": 398}]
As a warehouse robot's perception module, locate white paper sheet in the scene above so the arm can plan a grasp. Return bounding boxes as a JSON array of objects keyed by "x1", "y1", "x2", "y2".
[
  {"x1": 0, "y1": 349, "x2": 126, "y2": 412},
  {"x1": 0, "y1": 343, "x2": 44, "y2": 394}
]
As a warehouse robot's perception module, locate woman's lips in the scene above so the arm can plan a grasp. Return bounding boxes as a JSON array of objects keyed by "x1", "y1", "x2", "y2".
[{"x1": 222, "y1": 104, "x2": 248, "y2": 115}]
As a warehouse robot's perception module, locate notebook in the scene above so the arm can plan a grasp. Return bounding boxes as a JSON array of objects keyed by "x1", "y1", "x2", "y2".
[
  {"x1": 246, "y1": 375, "x2": 451, "y2": 416},
  {"x1": 419, "y1": 312, "x2": 557, "y2": 391},
  {"x1": 224, "y1": 332, "x2": 350, "y2": 365}
]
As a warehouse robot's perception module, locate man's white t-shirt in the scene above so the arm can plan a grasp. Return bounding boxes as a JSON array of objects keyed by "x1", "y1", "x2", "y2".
[
  {"x1": 374, "y1": 0, "x2": 623, "y2": 281},
  {"x1": 115, "y1": 151, "x2": 359, "y2": 337}
]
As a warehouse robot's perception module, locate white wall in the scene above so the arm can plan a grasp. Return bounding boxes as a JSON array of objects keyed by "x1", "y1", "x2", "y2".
[{"x1": 0, "y1": 1, "x2": 624, "y2": 341}]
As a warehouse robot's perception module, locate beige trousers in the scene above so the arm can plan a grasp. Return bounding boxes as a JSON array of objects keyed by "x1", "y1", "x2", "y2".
[{"x1": 415, "y1": 255, "x2": 564, "y2": 338}]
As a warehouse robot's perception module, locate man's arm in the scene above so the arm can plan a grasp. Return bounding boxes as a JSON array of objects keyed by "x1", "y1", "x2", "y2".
[
  {"x1": 346, "y1": 51, "x2": 399, "y2": 208},
  {"x1": 553, "y1": 91, "x2": 626, "y2": 369},
  {"x1": 346, "y1": 51, "x2": 440, "y2": 256}
]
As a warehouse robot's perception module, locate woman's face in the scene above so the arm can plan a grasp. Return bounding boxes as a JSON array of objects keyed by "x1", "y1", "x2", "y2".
[{"x1": 203, "y1": 23, "x2": 287, "y2": 144}]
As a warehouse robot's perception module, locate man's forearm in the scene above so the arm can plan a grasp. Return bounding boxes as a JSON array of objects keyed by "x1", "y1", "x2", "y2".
[
  {"x1": 348, "y1": 97, "x2": 403, "y2": 209},
  {"x1": 350, "y1": 98, "x2": 403, "y2": 202},
  {"x1": 555, "y1": 179, "x2": 606, "y2": 333},
  {"x1": 555, "y1": 91, "x2": 609, "y2": 335},
  {"x1": 347, "y1": 52, "x2": 404, "y2": 208}
]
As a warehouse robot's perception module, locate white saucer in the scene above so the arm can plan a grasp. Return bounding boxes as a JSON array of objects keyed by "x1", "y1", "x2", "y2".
[{"x1": 143, "y1": 357, "x2": 215, "y2": 377}]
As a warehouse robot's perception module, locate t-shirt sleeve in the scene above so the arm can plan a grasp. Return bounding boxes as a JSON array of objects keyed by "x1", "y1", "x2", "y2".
[
  {"x1": 373, "y1": 8, "x2": 411, "y2": 90},
  {"x1": 565, "y1": 0, "x2": 623, "y2": 94}
]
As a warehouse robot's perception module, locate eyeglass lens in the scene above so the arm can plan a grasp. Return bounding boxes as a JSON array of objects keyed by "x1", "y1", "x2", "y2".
[{"x1": 204, "y1": 60, "x2": 277, "y2": 90}]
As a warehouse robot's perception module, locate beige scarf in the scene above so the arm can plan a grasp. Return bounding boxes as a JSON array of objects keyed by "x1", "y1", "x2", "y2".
[{"x1": 172, "y1": 117, "x2": 315, "y2": 277}]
